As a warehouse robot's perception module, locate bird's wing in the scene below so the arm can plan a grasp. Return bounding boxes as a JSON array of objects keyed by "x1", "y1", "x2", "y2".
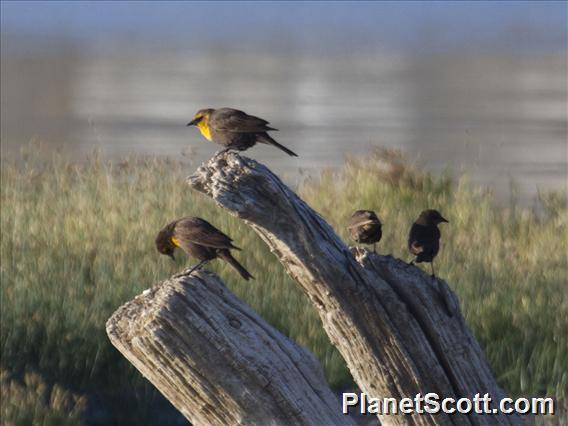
[
  {"x1": 348, "y1": 210, "x2": 379, "y2": 228},
  {"x1": 348, "y1": 219, "x2": 379, "y2": 229},
  {"x1": 211, "y1": 108, "x2": 276, "y2": 133},
  {"x1": 174, "y1": 217, "x2": 239, "y2": 249},
  {"x1": 408, "y1": 223, "x2": 427, "y2": 255},
  {"x1": 409, "y1": 224, "x2": 440, "y2": 256},
  {"x1": 410, "y1": 240, "x2": 424, "y2": 255}
]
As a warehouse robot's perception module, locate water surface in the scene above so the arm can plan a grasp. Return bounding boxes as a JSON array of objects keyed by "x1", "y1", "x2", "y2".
[{"x1": 2, "y1": 48, "x2": 566, "y2": 204}]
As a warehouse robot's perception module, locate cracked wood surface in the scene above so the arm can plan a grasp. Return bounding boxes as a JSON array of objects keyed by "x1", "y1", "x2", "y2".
[
  {"x1": 106, "y1": 271, "x2": 353, "y2": 426},
  {"x1": 187, "y1": 152, "x2": 523, "y2": 426}
]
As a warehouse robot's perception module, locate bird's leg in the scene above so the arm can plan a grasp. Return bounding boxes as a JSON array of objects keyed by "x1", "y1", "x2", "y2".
[
  {"x1": 217, "y1": 148, "x2": 237, "y2": 156},
  {"x1": 373, "y1": 243, "x2": 376, "y2": 253},
  {"x1": 430, "y1": 261, "x2": 436, "y2": 278},
  {"x1": 175, "y1": 260, "x2": 210, "y2": 278}
]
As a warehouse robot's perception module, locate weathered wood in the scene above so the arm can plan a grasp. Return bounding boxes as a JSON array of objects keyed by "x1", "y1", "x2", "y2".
[
  {"x1": 106, "y1": 270, "x2": 354, "y2": 426},
  {"x1": 188, "y1": 152, "x2": 522, "y2": 426}
]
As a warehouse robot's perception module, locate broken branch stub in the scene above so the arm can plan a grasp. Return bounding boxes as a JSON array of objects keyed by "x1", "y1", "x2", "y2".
[
  {"x1": 188, "y1": 152, "x2": 522, "y2": 426},
  {"x1": 106, "y1": 271, "x2": 353, "y2": 426}
]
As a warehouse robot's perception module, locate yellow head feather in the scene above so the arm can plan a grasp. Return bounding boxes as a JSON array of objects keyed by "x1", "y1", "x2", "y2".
[
  {"x1": 197, "y1": 120, "x2": 212, "y2": 141},
  {"x1": 193, "y1": 110, "x2": 213, "y2": 141}
]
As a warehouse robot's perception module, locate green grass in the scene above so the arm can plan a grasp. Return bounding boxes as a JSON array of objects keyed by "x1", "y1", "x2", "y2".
[
  {"x1": 1, "y1": 368, "x2": 87, "y2": 426},
  {"x1": 1, "y1": 146, "x2": 566, "y2": 423}
]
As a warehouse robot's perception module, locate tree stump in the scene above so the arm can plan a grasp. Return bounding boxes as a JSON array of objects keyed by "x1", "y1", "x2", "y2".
[{"x1": 187, "y1": 152, "x2": 522, "y2": 426}]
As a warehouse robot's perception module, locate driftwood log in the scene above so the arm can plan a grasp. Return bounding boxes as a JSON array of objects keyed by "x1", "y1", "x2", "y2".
[
  {"x1": 186, "y1": 152, "x2": 522, "y2": 426},
  {"x1": 106, "y1": 271, "x2": 353, "y2": 425}
]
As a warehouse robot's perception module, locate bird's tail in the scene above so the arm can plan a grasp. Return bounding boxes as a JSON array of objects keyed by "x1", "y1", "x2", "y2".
[
  {"x1": 258, "y1": 133, "x2": 298, "y2": 157},
  {"x1": 218, "y1": 250, "x2": 254, "y2": 280}
]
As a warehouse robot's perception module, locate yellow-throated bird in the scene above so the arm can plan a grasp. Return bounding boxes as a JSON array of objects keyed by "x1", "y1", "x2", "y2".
[
  {"x1": 156, "y1": 216, "x2": 253, "y2": 280},
  {"x1": 347, "y1": 210, "x2": 382, "y2": 252},
  {"x1": 187, "y1": 107, "x2": 298, "y2": 156},
  {"x1": 408, "y1": 209, "x2": 448, "y2": 277}
]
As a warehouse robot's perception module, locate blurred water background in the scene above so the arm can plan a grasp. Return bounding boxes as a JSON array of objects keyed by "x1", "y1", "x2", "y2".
[{"x1": 2, "y1": 1, "x2": 567, "y2": 203}]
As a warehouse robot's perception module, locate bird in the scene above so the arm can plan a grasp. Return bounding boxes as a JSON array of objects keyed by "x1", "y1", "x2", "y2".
[
  {"x1": 187, "y1": 107, "x2": 298, "y2": 157},
  {"x1": 155, "y1": 216, "x2": 253, "y2": 280},
  {"x1": 347, "y1": 210, "x2": 382, "y2": 252},
  {"x1": 408, "y1": 209, "x2": 448, "y2": 277}
]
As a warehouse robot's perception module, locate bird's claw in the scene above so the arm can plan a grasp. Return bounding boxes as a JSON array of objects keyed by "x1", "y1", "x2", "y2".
[
  {"x1": 217, "y1": 148, "x2": 237, "y2": 156},
  {"x1": 173, "y1": 268, "x2": 194, "y2": 278},
  {"x1": 173, "y1": 261, "x2": 208, "y2": 279}
]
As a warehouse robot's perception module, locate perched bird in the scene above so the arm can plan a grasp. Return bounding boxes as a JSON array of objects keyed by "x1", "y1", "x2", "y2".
[
  {"x1": 347, "y1": 210, "x2": 382, "y2": 252},
  {"x1": 155, "y1": 217, "x2": 253, "y2": 280},
  {"x1": 408, "y1": 209, "x2": 448, "y2": 277},
  {"x1": 187, "y1": 107, "x2": 298, "y2": 157}
]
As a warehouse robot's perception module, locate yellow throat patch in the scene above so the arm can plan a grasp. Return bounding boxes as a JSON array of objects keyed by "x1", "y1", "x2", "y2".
[
  {"x1": 197, "y1": 121, "x2": 212, "y2": 141},
  {"x1": 171, "y1": 237, "x2": 181, "y2": 247}
]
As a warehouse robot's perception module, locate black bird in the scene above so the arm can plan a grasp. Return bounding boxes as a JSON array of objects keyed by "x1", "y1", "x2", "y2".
[
  {"x1": 155, "y1": 216, "x2": 253, "y2": 280},
  {"x1": 187, "y1": 107, "x2": 298, "y2": 157},
  {"x1": 347, "y1": 210, "x2": 382, "y2": 252},
  {"x1": 408, "y1": 209, "x2": 448, "y2": 277}
]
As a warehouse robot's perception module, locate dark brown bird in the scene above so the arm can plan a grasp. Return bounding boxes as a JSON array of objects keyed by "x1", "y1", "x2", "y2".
[
  {"x1": 155, "y1": 216, "x2": 253, "y2": 280},
  {"x1": 187, "y1": 107, "x2": 298, "y2": 157},
  {"x1": 408, "y1": 209, "x2": 448, "y2": 277},
  {"x1": 347, "y1": 210, "x2": 382, "y2": 252}
]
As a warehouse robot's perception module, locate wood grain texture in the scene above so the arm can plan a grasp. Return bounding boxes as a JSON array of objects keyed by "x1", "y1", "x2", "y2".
[
  {"x1": 106, "y1": 270, "x2": 353, "y2": 426},
  {"x1": 187, "y1": 152, "x2": 523, "y2": 426}
]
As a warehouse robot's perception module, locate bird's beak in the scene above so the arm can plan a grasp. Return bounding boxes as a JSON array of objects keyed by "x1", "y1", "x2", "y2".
[
  {"x1": 441, "y1": 217, "x2": 449, "y2": 223},
  {"x1": 187, "y1": 117, "x2": 201, "y2": 126}
]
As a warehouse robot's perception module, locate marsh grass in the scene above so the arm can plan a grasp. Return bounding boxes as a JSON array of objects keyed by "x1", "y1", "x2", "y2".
[
  {"x1": 1, "y1": 368, "x2": 87, "y2": 425},
  {"x1": 1, "y1": 145, "x2": 566, "y2": 423}
]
